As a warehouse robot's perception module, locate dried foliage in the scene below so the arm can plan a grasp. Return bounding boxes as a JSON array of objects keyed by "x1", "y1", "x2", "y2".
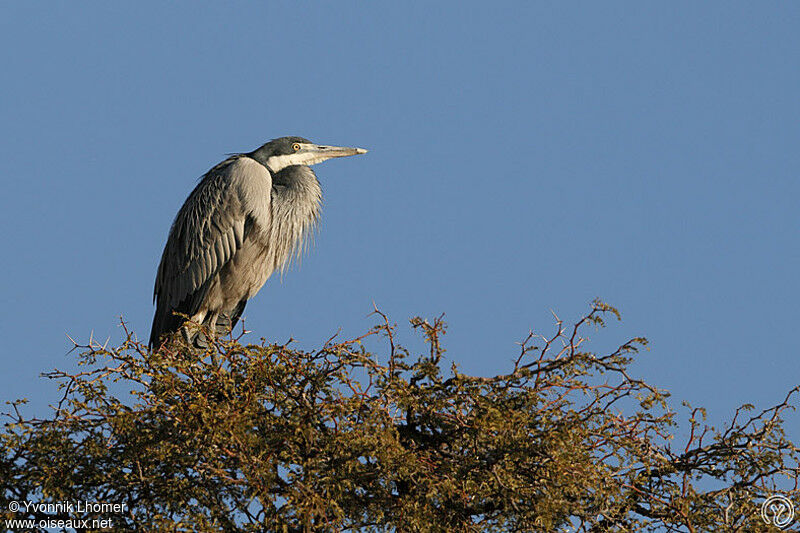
[{"x1": 2, "y1": 301, "x2": 799, "y2": 531}]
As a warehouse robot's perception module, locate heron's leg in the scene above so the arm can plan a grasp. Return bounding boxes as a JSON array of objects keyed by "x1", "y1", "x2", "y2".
[
  {"x1": 181, "y1": 326, "x2": 192, "y2": 345},
  {"x1": 192, "y1": 330, "x2": 209, "y2": 350},
  {"x1": 192, "y1": 311, "x2": 219, "y2": 349},
  {"x1": 180, "y1": 310, "x2": 209, "y2": 350},
  {"x1": 215, "y1": 312, "x2": 234, "y2": 338}
]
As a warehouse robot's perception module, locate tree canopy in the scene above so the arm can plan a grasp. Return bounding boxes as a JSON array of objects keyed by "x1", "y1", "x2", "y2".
[{"x1": 2, "y1": 301, "x2": 798, "y2": 531}]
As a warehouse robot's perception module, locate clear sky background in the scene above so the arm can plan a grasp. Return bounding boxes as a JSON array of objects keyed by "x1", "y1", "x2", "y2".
[{"x1": 1, "y1": 3, "x2": 798, "y2": 443}]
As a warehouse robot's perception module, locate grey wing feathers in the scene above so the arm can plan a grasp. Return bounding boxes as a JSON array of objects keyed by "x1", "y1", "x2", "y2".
[{"x1": 150, "y1": 156, "x2": 255, "y2": 346}]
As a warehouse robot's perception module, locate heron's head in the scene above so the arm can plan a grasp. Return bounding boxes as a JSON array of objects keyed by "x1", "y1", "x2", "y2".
[{"x1": 249, "y1": 136, "x2": 367, "y2": 174}]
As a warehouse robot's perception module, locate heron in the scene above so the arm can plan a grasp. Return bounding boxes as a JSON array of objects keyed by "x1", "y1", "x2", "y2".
[{"x1": 149, "y1": 136, "x2": 367, "y2": 349}]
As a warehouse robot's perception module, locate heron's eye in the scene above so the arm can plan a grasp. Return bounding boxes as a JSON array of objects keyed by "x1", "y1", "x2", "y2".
[{"x1": 292, "y1": 143, "x2": 301, "y2": 151}]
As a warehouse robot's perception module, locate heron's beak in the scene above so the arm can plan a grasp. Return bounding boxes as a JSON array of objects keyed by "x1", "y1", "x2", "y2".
[
  {"x1": 266, "y1": 143, "x2": 368, "y2": 172},
  {"x1": 307, "y1": 144, "x2": 368, "y2": 160}
]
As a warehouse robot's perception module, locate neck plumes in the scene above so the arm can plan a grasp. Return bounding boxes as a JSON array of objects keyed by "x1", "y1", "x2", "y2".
[{"x1": 269, "y1": 165, "x2": 322, "y2": 271}]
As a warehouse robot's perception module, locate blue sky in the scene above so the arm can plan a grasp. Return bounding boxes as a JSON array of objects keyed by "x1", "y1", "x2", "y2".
[{"x1": 1, "y1": 2, "x2": 798, "y2": 440}]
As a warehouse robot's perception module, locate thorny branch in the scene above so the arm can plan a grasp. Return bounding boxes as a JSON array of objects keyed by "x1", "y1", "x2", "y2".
[{"x1": 2, "y1": 301, "x2": 798, "y2": 532}]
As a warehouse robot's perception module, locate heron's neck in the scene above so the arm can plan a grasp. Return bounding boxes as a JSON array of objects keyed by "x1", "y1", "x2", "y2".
[
  {"x1": 268, "y1": 165, "x2": 322, "y2": 270},
  {"x1": 272, "y1": 165, "x2": 322, "y2": 203}
]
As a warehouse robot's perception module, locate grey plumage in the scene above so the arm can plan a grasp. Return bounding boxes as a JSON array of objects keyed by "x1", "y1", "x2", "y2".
[{"x1": 150, "y1": 136, "x2": 367, "y2": 348}]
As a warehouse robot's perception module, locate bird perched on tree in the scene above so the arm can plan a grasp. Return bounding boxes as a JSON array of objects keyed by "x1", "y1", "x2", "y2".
[{"x1": 149, "y1": 136, "x2": 367, "y2": 348}]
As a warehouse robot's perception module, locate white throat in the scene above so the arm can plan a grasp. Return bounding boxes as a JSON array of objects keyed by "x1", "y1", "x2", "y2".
[{"x1": 266, "y1": 152, "x2": 329, "y2": 173}]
